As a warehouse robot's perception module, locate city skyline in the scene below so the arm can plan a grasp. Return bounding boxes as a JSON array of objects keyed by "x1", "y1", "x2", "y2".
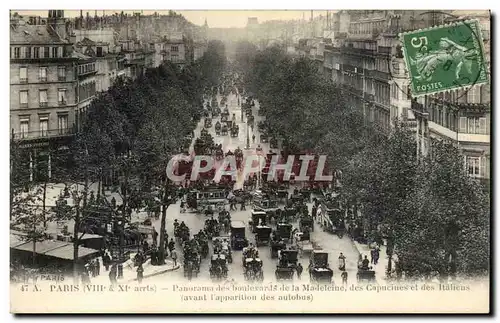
[{"x1": 12, "y1": 10, "x2": 327, "y2": 28}]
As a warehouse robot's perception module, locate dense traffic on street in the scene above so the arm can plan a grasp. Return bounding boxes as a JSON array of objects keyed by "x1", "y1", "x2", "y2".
[{"x1": 134, "y1": 73, "x2": 375, "y2": 285}]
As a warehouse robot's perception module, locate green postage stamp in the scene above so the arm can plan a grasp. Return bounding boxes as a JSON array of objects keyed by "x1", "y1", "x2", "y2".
[{"x1": 401, "y1": 19, "x2": 488, "y2": 97}]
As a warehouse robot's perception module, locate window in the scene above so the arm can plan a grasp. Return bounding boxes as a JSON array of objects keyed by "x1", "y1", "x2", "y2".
[
  {"x1": 172, "y1": 46, "x2": 179, "y2": 52},
  {"x1": 33, "y1": 47, "x2": 40, "y2": 59},
  {"x1": 14, "y1": 47, "x2": 20, "y2": 58},
  {"x1": 466, "y1": 156, "x2": 481, "y2": 178},
  {"x1": 19, "y1": 90, "x2": 28, "y2": 107},
  {"x1": 96, "y1": 46, "x2": 103, "y2": 57},
  {"x1": 39, "y1": 90, "x2": 48, "y2": 107},
  {"x1": 58, "y1": 66, "x2": 66, "y2": 81},
  {"x1": 463, "y1": 116, "x2": 487, "y2": 134},
  {"x1": 58, "y1": 89, "x2": 67, "y2": 105},
  {"x1": 391, "y1": 84, "x2": 399, "y2": 100},
  {"x1": 459, "y1": 117, "x2": 467, "y2": 133},
  {"x1": 44, "y1": 47, "x2": 50, "y2": 58},
  {"x1": 19, "y1": 67, "x2": 27, "y2": 83},
  {"x1": 57, "y1": 114, "x2": 68, "y2": 134},
  {"x1": 39, "y1": 116, "x2": 49, "y2": 137},
  {"x1": 19, "y1": 117, "x2": 29, "y2": 138},
  {"x1": 467, "y1": 86, "x2": 480, "y2": 104},
  {"x1": 25, "y1": 47, "x2": 31, "y2": 59},
  {"x1": 39, "y1": 67, "x2": 47, "y2": 82},
  {"x1": 52, "y1": 47, "x2": 58, "y2": 58}
]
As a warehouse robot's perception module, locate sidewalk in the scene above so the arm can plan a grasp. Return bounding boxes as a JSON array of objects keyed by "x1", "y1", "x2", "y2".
[
  {"x1": 352, "y1": 240, "x2": 389, "y2": 284},
  {"x1": 89, "y1": 256, "x2": 180, "y2": 285}
]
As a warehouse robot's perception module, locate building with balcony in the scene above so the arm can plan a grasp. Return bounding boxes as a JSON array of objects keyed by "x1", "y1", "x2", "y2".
[
  {"x1": 320, "y1": 10, "x2": 447, "y2": 133},
  {"x1": 10, "y1": 10, "x2": 78, "y2": 182},
  {"x1": 411, "y1": 11, "x2": 491, "y2": 184}
]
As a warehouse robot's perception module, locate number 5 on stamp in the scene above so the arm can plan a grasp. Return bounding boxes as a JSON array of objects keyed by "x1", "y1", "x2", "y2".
[{"x1": 400, "y1": 19, "x2": 489, "y2": 97}]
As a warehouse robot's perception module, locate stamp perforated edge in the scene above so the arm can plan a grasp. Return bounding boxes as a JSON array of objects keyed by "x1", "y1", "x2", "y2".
[{"x1": 399, "y1": 18, "x2": 490, "y2": 98}]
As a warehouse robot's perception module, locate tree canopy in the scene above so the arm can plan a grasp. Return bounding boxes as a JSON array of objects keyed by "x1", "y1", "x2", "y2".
[{"x1": 245, "y1": 46, "x2": 490, "y2": 279}]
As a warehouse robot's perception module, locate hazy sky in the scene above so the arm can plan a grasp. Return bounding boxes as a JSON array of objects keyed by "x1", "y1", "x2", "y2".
[{"x1": 13, "y1": 10, "x2": 324, "y2": 28}]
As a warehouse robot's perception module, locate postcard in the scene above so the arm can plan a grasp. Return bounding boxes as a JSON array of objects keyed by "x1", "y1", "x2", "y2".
[{"x1": 9, "y1": 9, "x2": 490, "y2": 313}]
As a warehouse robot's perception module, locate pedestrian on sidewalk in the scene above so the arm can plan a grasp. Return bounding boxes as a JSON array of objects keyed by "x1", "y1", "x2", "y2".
[
  {"x1": 109, "y1": 265, "x2": 118, "y2": 286},
  {"x1": 240, "y1": 200, "x2": 246, "y2": 211},
  {"x1": 296, "y1": 263, "x2": 303, "y2": 280},
  {"x1": 168, "y1": 239, "x2": 175, "y2": 255},
  {"x1": 341, "y1": 271, "x2": 348, "y2": 286},
  {"x1": 171, "y1": 249, "x2": 178, "y2": 267},
  {"x1": 95, "y1": 258, "x2": 100, "y2": 276},
  {"x1": 103, "y1": 252, "x2": 110, "y2": 271},
  {"x1": 338, "y1": 253, "x2": 346, "y2": 271},
  {"x1": 137, "y1": 264, "x2": 144, "y2": 284},
  {"x1": 252, "y1": 134, "x2": 255, "y2": 143},
  {"x1": 372, "y1": 247, "x2": 380, "y2": 265}
]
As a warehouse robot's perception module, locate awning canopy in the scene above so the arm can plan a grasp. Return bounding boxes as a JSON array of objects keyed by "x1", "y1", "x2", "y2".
[{"x1": 10, "y1": 236, "x2": 100, "y2": 261}]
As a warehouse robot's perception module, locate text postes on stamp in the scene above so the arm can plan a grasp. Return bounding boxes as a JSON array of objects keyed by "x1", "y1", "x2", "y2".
[{"x1": 401, "y1": 19, "x2": 488, "y2": 97}]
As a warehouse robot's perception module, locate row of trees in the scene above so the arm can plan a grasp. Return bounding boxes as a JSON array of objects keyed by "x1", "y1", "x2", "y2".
[
  {"x1": 11, "y1": 40, "x2": 228, "y2": 278},
  {"x1": 238, "y1": 44, "x2": 489, "y2": 279}
]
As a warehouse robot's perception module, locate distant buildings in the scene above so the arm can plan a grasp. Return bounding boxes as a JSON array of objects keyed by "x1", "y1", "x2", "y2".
[
  {"x1": 248, "y1": 10, "x2": 490, "y2": 184},
  {"x1": 10, "y1": 9, "x2": 208, "y2": 182}
]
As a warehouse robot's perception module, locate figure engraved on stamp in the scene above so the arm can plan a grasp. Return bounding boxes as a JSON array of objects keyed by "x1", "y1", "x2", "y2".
[
  {"x1": 409, "y1": 37, "x2": 476, "y2": 82},
  {"x1": 401, "y1": 19, "x2": 488, "y2": 97}
]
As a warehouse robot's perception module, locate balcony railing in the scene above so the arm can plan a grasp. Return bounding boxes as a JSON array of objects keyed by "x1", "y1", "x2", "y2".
[
  {"x1": 14, "y1": 128, "x2": 74, "y2": 140},
  {"x1": 58, "y1": 99, "x2": 67, "y2": 106},
  {"x1": 39, "y1": 102, "x2": 48, "y2": 108},
  {"x1": 39, "y1": 77, "x2": 47, "y2": 82},
  {"x1": 58, "y1": 76, "x2": 66, "y2": 82},
  {"x1": 20, "y1": 78, "x2": 28, "y2": 84}
]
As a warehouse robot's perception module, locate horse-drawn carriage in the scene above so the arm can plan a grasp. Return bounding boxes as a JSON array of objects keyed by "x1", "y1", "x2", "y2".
[
  {"x1": 230, "y1": 221, "x2": 248, "y2": 250},
  {"x1": 248, "y1": 210, "x2": 267, "y2": 233},
  {"x1": 357, "y1": 258, "x2": 376, "y2": 283},
  {"x1": 278, "y1": 249, "x2": 299, "y2": 269},
  {"x1": 255, "y1": 226, "x2": 272, "y2": 247},
  {"x1": 244, "y1": 258, "x2": 264, "y2": 282},
  {"x1": 300, "y1": 215, "x2": 314, "y2": 232},
  {"x1": 204, "y1": 218, "x2": 221, "y2": 239},
  {"x1": 230, "y1": 124, "x2": 239, "y2": 137},
  {"x1": 183, "y1": 242, "x2": 201, "y2": 280},
  {"x1": 295, "y1": 232, "x2": 315, "y2": 258},
  {"x1": 175, "y1": 225, "x2": 190, "y2": 243},
  {"x1": 252, "y1": 191, "x2": 280, "y2": 217},
  {"x1": 275, "y1": 266, "x2": 294, "y2": 281},
  {"x1": 309, "y1": 250, "x2": 333, "y2": 283},
  {"x1": 276, "y1": 223, "x2": 293, "y2": 242},
  {"x1": 319, "y1": 199, "x2": 346, "y2": 238},
  {"x1": 210, "y1": 254, "x2": 228, "y2": 280},
  {"x1": 212, "y1": 236, "x2": 232, "y2": 263},
  {"x1": 270, "y1": 240, "x2": 286, "y2": 259},
  {"x1": 215, "y1": 121, "x2": 222, "y2": 135}
]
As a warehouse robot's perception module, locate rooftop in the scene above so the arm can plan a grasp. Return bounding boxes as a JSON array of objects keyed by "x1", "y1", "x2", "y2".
[{"x1": 10, "y1": 23, "x2": 67, "y2": 45}]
